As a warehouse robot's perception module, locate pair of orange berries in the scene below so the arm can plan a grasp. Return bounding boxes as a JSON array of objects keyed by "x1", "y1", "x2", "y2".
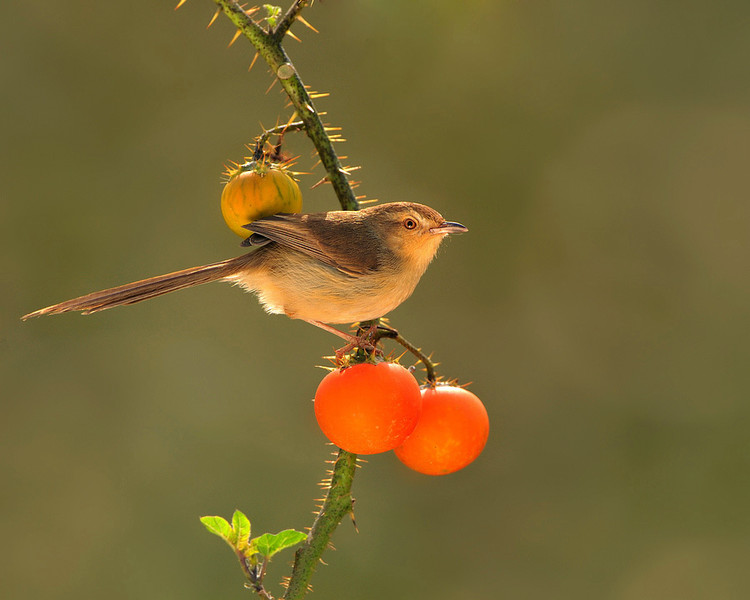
[{"x1": 314, "y1": 362, "x2": 489, "y2": 476}]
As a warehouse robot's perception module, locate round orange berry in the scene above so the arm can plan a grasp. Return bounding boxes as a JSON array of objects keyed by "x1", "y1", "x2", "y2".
[
  {"x1": 395, "y1": 385, "x2": 488, "y2": 475},
  {"x1": 314, "y1": 362, "x2": 422, "y2": 455}
]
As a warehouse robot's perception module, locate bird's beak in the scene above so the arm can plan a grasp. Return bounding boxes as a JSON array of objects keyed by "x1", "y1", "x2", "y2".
[{"x1": 430, "y1": 221, "x2": 468, "y2": 235}]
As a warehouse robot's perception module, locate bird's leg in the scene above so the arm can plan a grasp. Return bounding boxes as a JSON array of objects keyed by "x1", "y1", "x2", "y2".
[{"x1": 305, "y1": 320, "x2": 358, "y2": 343}]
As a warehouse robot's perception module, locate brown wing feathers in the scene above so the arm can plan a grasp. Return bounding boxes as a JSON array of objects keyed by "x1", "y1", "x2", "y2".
[{"x1": 245, "y1": 212, "x2": 382, "y2": 275}]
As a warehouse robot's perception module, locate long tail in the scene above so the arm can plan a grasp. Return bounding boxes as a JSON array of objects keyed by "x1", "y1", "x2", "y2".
[{"x1": 22, "y1": 253, "x2": 257, "y2": 320}]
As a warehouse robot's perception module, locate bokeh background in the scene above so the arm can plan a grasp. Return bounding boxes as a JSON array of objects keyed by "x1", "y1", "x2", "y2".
[{"x1": 2, "y1": 1, "x2": 749, "y2": 599}]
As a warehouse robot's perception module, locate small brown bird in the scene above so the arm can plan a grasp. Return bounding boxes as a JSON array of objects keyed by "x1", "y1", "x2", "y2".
[{"x1": 22, "y1": 202, "x2": 467, "y2": 339}]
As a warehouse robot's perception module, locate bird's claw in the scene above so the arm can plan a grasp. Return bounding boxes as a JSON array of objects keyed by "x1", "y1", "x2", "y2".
[{"x1": 334, "y1": 323, "x2": 382, "y2": 365}]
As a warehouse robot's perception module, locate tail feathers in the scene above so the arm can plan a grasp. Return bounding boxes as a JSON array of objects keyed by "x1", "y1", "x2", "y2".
[{"x1": 22, "y1": 254, "x2": 255, "y2": 320}]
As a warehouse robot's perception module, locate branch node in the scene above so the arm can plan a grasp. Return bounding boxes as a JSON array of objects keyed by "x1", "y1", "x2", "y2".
[{"x1": 277, "y1": 63, "x2": 296, "y2": 80}]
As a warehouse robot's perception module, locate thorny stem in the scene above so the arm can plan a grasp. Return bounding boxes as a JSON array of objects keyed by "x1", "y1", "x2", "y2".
[
  {"x1": 272, "y1": 0, "x2": 308, "y2": 39},
  {"x1": 207, "y1": 3, "x2": 373, "y2": 598},
  {"x1": 372, "y1": 325, "x2": 438, "y2": 383},
  {"x1": 257, "y1": 120, "x2": 307, "y2": 149},
  {"x1": 283, "y1": 449, "x2": 357, "y2": 600},
  {"x1": 236, "y1": 551, "x2": 274, "y2": 600},
  {"x1": 250, "y1": 558, "x2": 274, "y2": 600},
  {"x1": 214, "y1": 0, "x2": 359, "y2": 211}
]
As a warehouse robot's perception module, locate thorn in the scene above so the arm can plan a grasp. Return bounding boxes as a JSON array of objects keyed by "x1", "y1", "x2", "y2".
[
  {"x1": 207, "y1": 7, "x2": 220, "y2": 28},
  {"x1": 174, "y1": 0, "x2": 188, "y2": 9},
  {"x1": 248, "y1": 52, "x2": 259, "y2": 72},
  {"x1": 228, "y1": 28, "x2": 242, "y2": 47},
  {"x1": 265, "y1": 78, "x2": 278, "y2": 94},
  {"x1": 296, "y1": 15, "x2": 319, "y2": 33},
  {"x1": 282, "y1": 111, "x2": 300, "y2": 131},
  {"x1": 286, "y1": 30, "x2": 302, "y2": 43},
  {"x1": 309, "y1": 92, "x2": 330, "y2": 99},
  {"x1": 311, "y1": 176, "x2": 328, "y2": 189}
]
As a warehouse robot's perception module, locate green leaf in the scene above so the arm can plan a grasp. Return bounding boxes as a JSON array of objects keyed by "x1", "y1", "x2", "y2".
[
  {"x1": 253, "y1": 529, "x2": 307, "y2": 559},
  {"x1": 200, "y1": 516, "x2": 233, "y2": 541},
  {"x1": 264, "y1": 4, "x2": 282, "y2": 27},
  {"x1": 232, "y1": 510, "x2": 251, "y2": 551}
]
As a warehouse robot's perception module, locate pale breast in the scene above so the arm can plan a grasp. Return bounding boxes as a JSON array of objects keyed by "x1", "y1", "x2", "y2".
[{"x1": 227, "y1": 247, "x2": 422, "y2": 324}]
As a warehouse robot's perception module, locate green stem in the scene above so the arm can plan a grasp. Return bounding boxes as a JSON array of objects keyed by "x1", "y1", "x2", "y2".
[
  {"x1": 373, "y1": 326, "x2": 438, "y2": 383},
  {"x1": 214, "y1": 0, "x2": 359, "y2": 211},
  {"x1": 272, "y1": 0, "x2": 308, "y2": 40},
  {"x1": 283, "y1": 449, "x2": 357, "y2": 600},
  {"x1": 210, "y1": 4, "x2": 361, "y2": 597},
  {"x1": 257, "y1": 120, "x2": 307, "y2": 149}
]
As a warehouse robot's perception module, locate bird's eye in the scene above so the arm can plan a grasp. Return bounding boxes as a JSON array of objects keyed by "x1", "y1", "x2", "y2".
[{"x1": 403, "y1": 217, "x2": 418, "y2": 230}]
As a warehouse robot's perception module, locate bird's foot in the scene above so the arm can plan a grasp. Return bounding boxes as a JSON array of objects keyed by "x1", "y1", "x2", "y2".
[
  {"x1": 333, "y1": 323, "x2": 382, "y2": 363},
  {"x1": 304, "y1": 320, "x2": 381, "y2": 365}
]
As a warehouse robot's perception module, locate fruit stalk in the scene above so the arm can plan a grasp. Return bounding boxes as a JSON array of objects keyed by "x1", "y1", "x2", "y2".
[{"x1": 372, "y1": 325, "x2": 438, "y2": 383}]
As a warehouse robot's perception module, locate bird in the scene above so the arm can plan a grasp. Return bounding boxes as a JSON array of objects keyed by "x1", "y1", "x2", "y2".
[{"x1": 22, "y1": 202, "x2": 467, "y2": 340}]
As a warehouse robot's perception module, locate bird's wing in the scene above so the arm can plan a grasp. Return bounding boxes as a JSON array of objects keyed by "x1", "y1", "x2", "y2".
[{"x1": 244, "y1": 213, "x2": 381, "y2": 276}]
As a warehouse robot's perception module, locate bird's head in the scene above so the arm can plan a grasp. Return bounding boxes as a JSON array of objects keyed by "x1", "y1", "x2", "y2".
[{"x1": 364, "y1": 202, "x2": 467, "y2": 272}]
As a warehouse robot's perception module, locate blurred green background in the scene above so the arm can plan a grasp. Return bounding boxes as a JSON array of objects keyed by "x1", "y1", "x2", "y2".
[{"x1": 2, "y1": 1, "x2": 749, "y2": 599}]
